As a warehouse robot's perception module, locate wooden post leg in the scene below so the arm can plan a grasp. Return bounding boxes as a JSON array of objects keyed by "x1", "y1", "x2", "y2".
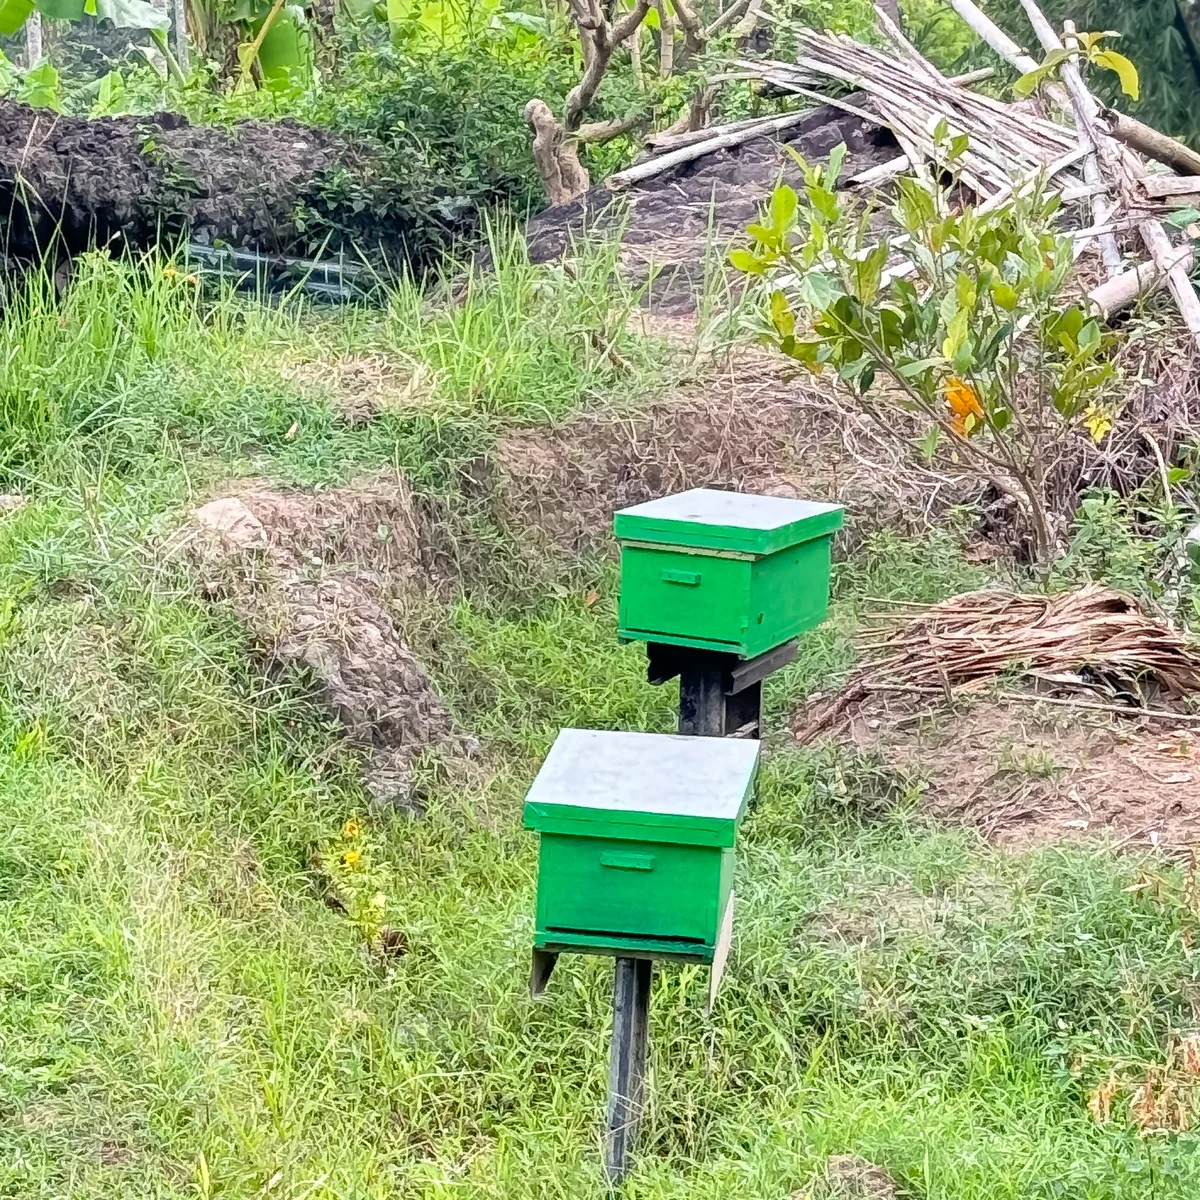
[
  {"x1": 604, "y1": 956, "x2": 652, "y2": 1183},
  {"x1": 678, "y1": 657, "x2": 726, "y2": 736}
]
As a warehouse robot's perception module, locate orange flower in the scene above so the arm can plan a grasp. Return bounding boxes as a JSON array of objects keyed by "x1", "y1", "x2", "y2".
[{"x1": 944, "y1": 376, "x2": 983, "y2": 437}]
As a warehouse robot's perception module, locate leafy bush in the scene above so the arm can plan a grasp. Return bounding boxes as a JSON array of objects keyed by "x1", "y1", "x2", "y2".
[{"x1": 732, "y1": 137, "x2": 1124, "y2": 564}]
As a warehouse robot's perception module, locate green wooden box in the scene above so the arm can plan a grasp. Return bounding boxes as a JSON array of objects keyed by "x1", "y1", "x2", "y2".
[
  {"x1": 524, "y1": 728, "x2": 760, "y2": 963},
  {"x1": 614, "y1": 489, "x2": 844, "y2": 657}
]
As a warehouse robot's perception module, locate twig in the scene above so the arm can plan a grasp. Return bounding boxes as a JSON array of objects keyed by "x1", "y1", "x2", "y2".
[
  {"x1": 998, "y1": 691, "x2": 1200, "y2": 724},
  {"x1": 607, "y1": 109, "x2": 813, "y2": 188}
]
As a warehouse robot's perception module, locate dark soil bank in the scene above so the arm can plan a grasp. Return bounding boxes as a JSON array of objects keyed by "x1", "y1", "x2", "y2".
[{"x1": 0, "y1": 100, "x2": 466, "y2": 264}]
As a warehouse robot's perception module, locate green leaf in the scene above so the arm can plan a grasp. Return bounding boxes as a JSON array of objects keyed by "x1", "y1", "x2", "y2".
[
  {"x1": 20, "y1": 60, "x2": 60, "y2": 109},
  {"x1": 991, "y1": 407, "x2": 1013, "y2": 431},
  {"x1": 745, "y1": 223, "x2": 778, "y2": 250},
  {"x1": 916, "y1": 426, "x2": 940, "y2": 463},
  {"x1": 804, "y1": 183, "x2": 839, "y2": 223},
  {"x1": 93, "y1": 0, "x2": 168, "y2": 26},
  {"x1": 955, "y1": 271, "x2": 977, "y2": 312},
  {"x1": 952, "y1": 337, "x2": 974, "y2": 373},
  {"x1": 852, "y1": 243, "x2": 888, "y2": 306},
  {"x1": 769, "y1": 184, "x2": 798, "y2": 235},
  {"x1": 948, "y1": 133, "x2": 970, "y2": 161},
  {"x1": 942, "y1": 306, "x2": 969, "y2": 360},
  {"x1": 770, "y1": 290, "x2": 795, "y2": 338},
  {"x1": 1013, "y1": 48, "x2": 1069, "y2": 98},
  {"x1": 991, "y1": 280, "x2": 1018, "y2": 311},
  {"x1": 1164, "y1": 207, "x2": 1200, "y2": 230},
  {"x1": 897, "y1": 356, "x2": 944, "y2": 378},
  {"x1": 824, "y1": 142, "x2": 846, "y2": 191},
  {"x1": 1090, "y1": 49, "x2": 1139, "y2": 100},
  {"x1": 1169, "y1": 466, "x2": 1191, "y2": 485},
  {"x1": 799, "y1": 271, "x2": 837, "y2": 311},
  {"x1": 728, "y1": 248, "x2": 763, "y2": 274},
  {"x1": 938, "y1": 290, "x2": 959, "y2": 326},
  {"x1": 0, "y1": 0, "x2": 32, "y2": 36}
]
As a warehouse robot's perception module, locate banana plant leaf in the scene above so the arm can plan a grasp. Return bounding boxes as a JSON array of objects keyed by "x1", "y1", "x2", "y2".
[
  {"x1": 253, "y1": 5, "x2": 312, "y2": 88},
  {"x1": 37, "y1": 0, "x2": 85, "y2": 18},
  {"x1": 92, "y1": 0, "x2": 168, "y2": 29},
  {"x1": 0, "y1": 0, "x2": 33, "y2": 38}
]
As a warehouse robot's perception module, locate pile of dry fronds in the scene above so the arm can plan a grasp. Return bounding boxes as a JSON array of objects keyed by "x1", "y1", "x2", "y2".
[
  {"x1": 795, "y1": 584, "x2": 1200, "y2": 743},
  {"x1": 863, "y1": 584, "x2": 1200, "y2": 696}
]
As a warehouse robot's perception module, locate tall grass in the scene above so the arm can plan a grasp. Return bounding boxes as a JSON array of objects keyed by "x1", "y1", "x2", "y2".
[{"x1": 0, "y1": 231, "x2": 664, "y2": 493}]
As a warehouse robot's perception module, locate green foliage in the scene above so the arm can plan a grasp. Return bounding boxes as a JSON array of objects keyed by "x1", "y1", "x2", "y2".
[
  {"x1": 731, "y1": 136, "x2": 1125, "y2": 562},
  {"x1": 926, "y1": 0, "x2": 1200, "y2": 147},
  {"x1": 1052, "y1": 487, "x2": 1200, "y2": 623},
  {"x1": 1014, "y1": 30, "x2": 1140, "y2": 101},
  {"x1": 0, "y1": 229, "x2": 661, "y2": 488}
]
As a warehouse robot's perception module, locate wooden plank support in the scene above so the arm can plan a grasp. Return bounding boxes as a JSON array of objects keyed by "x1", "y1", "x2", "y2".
[{"x1": 604, "y1": 957, "x2": 652, "y2": 1184}]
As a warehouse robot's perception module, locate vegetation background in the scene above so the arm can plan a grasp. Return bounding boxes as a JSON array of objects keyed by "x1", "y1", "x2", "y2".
[{"x1": 0, "y1": 0, "x2": 1198, "y2": 1197}]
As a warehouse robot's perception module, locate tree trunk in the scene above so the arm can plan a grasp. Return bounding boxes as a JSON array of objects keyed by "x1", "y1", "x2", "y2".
[
  {"x1": 23, "y1": 12, "x2": 43, "y2": 67},
  {"x1": 172, "y1": 0, "x2": 191, "y2": 74},
  {"x1": 312, "y1": 0, "x2": 338, "y2": 76}
]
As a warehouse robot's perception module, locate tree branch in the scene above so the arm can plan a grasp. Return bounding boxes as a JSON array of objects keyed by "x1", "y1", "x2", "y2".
[
  {"x1": 654, "y1": 0, "x2": 675, "y2": 78},
  {"x1": 671, "y1": 0, "x2": 706, "y2": 52}
]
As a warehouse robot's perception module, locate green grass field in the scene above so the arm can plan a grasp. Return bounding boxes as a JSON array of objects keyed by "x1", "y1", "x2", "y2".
[{"x1": 1, "y1": 244, "x2": 1198, "y2": 1199}]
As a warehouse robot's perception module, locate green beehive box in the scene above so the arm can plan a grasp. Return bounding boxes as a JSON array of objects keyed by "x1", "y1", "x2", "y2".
[
  {"x1": 615, "y1": 488, "x2": 844, "y2": 658},
  {"x1": 524, "y1": 728, "x2": 760, "y2": 963}
]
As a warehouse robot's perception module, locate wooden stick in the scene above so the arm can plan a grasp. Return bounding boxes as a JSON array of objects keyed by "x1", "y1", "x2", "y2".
[
  {"x1": 998, "y1": 690, "x2": 1200, "y2": 725},
  {"x1": 606, "y1": 109, "x2": 814, "y2": 189},
  {"x1": 1087, "y1": 248, "x2": 1195, "y2": 319},
  {"x1": 1018, "y1": 0, "x2": 1200, "y2": 345},
  {"x1": 1061, "y1": 20, "x2": 1121, "y2": 276},
  {"x1": 643, "y1": 110, "x2": 802, "y2": 154},
  {"x1": 943, "y1": 0, "x2": 1039, "y2": 73},
  {"x1": 1102, "y1": 107, "x2": 1200, "y2": 177},
  {"x1": 874, "y1": 2, "x2": 942, "y2": 82},
  {"x1": 1137, "y1": 174, "x2": 1200, "y2": 199}
]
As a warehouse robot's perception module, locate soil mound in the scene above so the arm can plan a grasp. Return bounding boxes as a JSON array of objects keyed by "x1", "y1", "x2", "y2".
[
  {"x1": 519, "y1": 104, "x2": 898, "y2": 314},
  {"x1": 0, "y1": 100, "x2": 460, "y2": 264},
  {"x1": 180, "y1": 480, "x2": 466, "y2": 813}
]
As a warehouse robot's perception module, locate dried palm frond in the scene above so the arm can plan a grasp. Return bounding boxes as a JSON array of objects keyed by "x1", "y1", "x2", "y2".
[{"x1": 795, "y1": 584, "x2": 1200, "y2": 743}]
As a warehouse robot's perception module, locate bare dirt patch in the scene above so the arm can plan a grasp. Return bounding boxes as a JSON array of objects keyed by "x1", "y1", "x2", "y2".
[
  {"x1": 180, "y1": 477, "x2": 468, "y2": 812},
  {"x1": 828, "y1": 692, "x2": 1200, "y2": 851},
  {"x1": 493, "y1": 343, "x2": 964, "y2": 565}
]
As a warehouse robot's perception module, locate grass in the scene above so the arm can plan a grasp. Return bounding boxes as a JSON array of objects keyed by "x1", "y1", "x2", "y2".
[{"x1": 1, "y1": 240, "x2": 1199, "y2": 1198}]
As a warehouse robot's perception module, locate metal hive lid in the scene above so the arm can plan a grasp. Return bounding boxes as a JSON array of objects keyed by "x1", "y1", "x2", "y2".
[
  {"x1": 613, "y1": 488, "x2": 844, "y2": 554},
  {"x1": 523, "y1": 728, "x2": 760, "y2": 845}
]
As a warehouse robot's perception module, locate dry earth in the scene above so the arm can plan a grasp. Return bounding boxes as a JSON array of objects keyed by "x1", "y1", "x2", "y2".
[{"x1": 829, "y1": 691, "x2": 1200, "y2": 852}]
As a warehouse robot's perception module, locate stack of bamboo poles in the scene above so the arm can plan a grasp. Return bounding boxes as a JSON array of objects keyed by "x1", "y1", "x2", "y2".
[{"x1": 615, "y1": 0, "x2": 1200, "y2": 347}]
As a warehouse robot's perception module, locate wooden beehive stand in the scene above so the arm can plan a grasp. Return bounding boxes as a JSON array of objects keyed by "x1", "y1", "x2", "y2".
[{"x1": 621, "y1": 0, "x2": 1200, "y2": 341}]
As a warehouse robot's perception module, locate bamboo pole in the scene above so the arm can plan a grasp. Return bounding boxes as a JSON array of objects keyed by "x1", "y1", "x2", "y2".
[
  {"x1": 1060, "y1": 20, "x2": 1121, "y2": 276},
  {"x1": 1102, "y1": 107, "x2": 1200, "y2": 177},
  {"x1": 1016, "y1": 0, "x2": 1200, "y2": 347},
  {"x1": 1087, "y1": 247, "x2": 1195, "y2": 320}
]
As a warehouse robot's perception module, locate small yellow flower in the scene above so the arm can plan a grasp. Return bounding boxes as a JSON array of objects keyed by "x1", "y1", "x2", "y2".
[
  {"x1": 1082, "y1": 402, "x2": 1113, "y2": 443},
  {"x1": 342, "y1": 819, "x2": 361, "y2": 839},
  {"x1": 185, "y1": 274, "x2": 199, "y2": 286},
  {"x1": 163, "y1": 265, "x2": 177, "y2": 279},
  {"x1": 341, "y1": 849, "x2": 361, "y2": 866},
  {"x1": 369, "y1": 892, "x2": 387, "y2": 909}
]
